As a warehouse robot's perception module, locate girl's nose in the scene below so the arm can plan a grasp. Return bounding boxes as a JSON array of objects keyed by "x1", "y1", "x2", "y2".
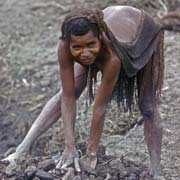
[{"x1": 81, "y1": 48, "x2": 90, "y2": 56}]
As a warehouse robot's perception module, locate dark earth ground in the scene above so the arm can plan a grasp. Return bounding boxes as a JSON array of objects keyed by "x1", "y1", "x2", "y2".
[{"x1": 0, "y1": 0, "x2": 180, "y2": 179}]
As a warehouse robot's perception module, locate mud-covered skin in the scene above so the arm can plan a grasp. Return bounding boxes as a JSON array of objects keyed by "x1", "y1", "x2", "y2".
[{"x1": 138, "y1": 60, "x2": 163, "y2": 177}]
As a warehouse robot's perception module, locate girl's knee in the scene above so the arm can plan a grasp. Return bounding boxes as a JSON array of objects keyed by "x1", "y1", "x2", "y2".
[{"x1": 139, "y1": 101, "x2": 154, "y2": 120}]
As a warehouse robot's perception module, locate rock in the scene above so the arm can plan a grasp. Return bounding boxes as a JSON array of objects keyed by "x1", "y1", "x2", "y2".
[
  {"x1": 40, "y1": 78, "x2": 51, "y2": 87},
  {"x1": 36, "y1": 169, "x2": 53, "y2": 180},
  {"x1": 73, "y1": 175, "x2": 81, "y2": 180},
  {"x1": 38, "y1": 159, "x2": 55, "y2": 171},
  {"x1": 109, "y1": 159, "x2": 124, "y2": 169},
  {"x1": 54, "y1": 168, "x2": 62, "y2": 176},
  {"x1": 62, "y1": 167, "x2": 75, "y2": 180},
  {"x1": 5, "y1": 165, "x2": 16, "y2": 178},
  {"x1": 33, "y1": 177, "x2": 41, "y2": 180},
  {"x1": 109, "y1": 159, "x2": 127, "y2": 176},
  {"x1": 25, "y1": 165, "x2": 36, "y2": 179},
  {"x1": 128, "y1": 173, "x2": 137, "y2": 180},
  {"x1": 5, "y1": 177, "x2": 16, "y2": 180},
  {"x1": 94, "y1": 177, "x2": 104, "y2": 180},
  {"x1": 89, "y1": 174, "x2": 96, "y2": 180}
]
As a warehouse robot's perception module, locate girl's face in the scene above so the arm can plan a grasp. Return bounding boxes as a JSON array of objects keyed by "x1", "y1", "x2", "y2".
[{"x1": 69, "y1": 30, "x2": 101, "y2": 65}]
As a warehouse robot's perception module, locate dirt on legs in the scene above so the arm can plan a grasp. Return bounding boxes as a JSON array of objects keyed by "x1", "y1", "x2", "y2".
[
  {"x1": 2, "y1": 63, "x2": 88, "y2": 164},
  {"x1": 138, "y1": 60, "x2": 163, "y2": 177}
]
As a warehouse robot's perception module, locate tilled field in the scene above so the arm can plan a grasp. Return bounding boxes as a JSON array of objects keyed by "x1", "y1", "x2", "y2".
[{"x1": 0, "y1": 0, "x2": 180, "y2": 179}]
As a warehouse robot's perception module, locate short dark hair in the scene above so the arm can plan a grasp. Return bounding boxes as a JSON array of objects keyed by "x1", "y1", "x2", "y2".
[{"x1": 62, "y1": 17, "x2": 100, "y2": 41}]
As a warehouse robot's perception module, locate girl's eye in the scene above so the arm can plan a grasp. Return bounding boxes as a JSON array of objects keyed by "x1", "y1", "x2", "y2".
[
  {"x1": 88, "y1": 42, "x2": 96, "y2": 48},
  {"x1": 72, "y1": 45, "x2": 81, "y2": 50}
]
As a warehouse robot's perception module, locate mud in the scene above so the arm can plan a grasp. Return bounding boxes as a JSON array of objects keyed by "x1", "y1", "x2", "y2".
[
  {"x1": 0, "y1": 144, "x2": 151, "y2": 180},
  {"x1": 0, "y1": 0, "x2": 180, "y2": 179}
]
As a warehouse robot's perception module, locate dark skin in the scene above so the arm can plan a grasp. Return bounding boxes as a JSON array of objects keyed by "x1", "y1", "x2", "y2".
[
  {"x1": 56, "y1": 29, "x2": 121, "y2": 171},
  {"x1": 3, "y1": 6, "x2": 162, "y2": 177},
  {"x1": 56, "y1": 6, "x2": 162, "y2": 177}
]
